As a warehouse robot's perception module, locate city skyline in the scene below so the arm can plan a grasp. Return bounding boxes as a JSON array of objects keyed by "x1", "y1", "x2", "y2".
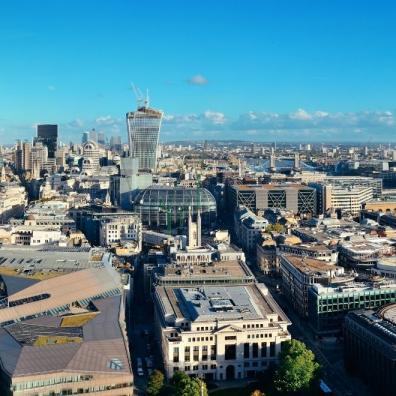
[{"x1": 1, "y1": 1, "x2": 396, "y2": 143}]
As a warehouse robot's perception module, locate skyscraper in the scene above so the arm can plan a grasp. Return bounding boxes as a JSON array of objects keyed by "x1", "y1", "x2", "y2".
[
  {"x1": 35, "y1": 124, "x2": 58, "y2": 158},
  {"x1": 126, "y1": 98, "x2": 163, "y2": 172}
]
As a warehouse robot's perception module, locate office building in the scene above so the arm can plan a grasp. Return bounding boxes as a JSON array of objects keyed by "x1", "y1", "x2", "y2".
[
  {"x1": 35, "y1": 124, "x2": 58, "y2": 159},
  {"x1": 344, "y1": 304, "x2": 396, "y2": 396},
  {"x1": 112, "y1": 157, "x2": 153, "y2": 210},
  {"x1": 279, "y1": 254, "x2": 347, "y2": 317},
  {"x1": 0, "y1": 182, "x2": 27, "y2": 223},
  {"x1": 233, "y1": 207, "x2": 269, "y2": 253},
  {"x1": 228, "y1": 184, "x2": 316, "y2": 215},
  {"x1": 311, "y1": 183, "x2": 374, "y2": 215},
  {"x1": 81, "y1": 140, "x2": 100, "y2": 175},
  {"x1": 308, "y1": 280, "x2": 396, "y2": 335},
  {"x1": 126, "y1": 101, "x2": 163, "y2": 172},
  {"x1": 154, "y1": 284, "x2": 290, "y2": 380},
  {"x1": 0, "y1": 247, "x2": 133, "y2": 395}
]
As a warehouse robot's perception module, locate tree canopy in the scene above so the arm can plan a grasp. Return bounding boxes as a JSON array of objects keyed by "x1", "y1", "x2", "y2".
[
  {"x1": 274, "y1": 339, "x2": 320, "y2": 393},
  {"x1": 171, "y1": 371, "x2": 208, "y2": 396},
  {"x1": 265, "y1": 223, "x2": 285, "y2": 233},
  {"x1": 147, "y1": 370, "x2": 165, "y2": 396}
]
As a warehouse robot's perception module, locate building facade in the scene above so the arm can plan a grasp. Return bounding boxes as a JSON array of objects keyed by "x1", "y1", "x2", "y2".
[
  {"x1": 344, "y1": 305, "x2": 396, "y2": 396},
  {"x1": 35, "y1": 124, "x2": 58, "y2": 159},
  {"x1": 228, "y1": 184, "x2": 316, "y2": 215},
  {"x1": 127, "y1": 104, "x2": 163, "y2": 172},
  {"x1": 154, "y1": 284, "x2": 290, "y2": 381}
]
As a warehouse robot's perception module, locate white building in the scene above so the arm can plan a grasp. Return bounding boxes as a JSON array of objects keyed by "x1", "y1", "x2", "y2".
[
  {"x1": 154, "y1": 284, "x2": 290, "y2": 381},
  {"x1": 234, "y1": 207, "x2": 269, "y2": 253},
  {"x1": 320, "y1": 185, "x2": 373, "y2": 215},
  {"x1": 81, "y1": 140, "x2": 100, "y2": 175},
  {"x1": 0, "y1": 182, "x2": 27, "y2": 222},
  {"x1": 99, "y1": 215, "x2": 142, "y2": 249}
]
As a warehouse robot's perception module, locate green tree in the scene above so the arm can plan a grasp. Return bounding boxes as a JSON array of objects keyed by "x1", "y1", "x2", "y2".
[
  {"x1": 265, "y1": 223, "x2": 285, "y2": 233},
  {"x1": 147, "y1": 370, "x2": 165, "y2": 396},
  {"x1": 274, "y1": 339, "x2": 320, "y2": 393},
  {"x1": 171, "y1": 372, "x2": 208, "y2": 396}
]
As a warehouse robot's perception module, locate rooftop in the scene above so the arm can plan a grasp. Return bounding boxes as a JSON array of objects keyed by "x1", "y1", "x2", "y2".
[
  {"x1": 156, "y1": 284, "x2": 289, "y2": 323},
  {"x1": 155, "y1": 260, "x2": 254, "y2": 284},
  {"x1": 281, "y1": 254, "x2": 339, "y2": 274},
  {"x1": 0, "y1": 246, "x2": 105, "y2": 280},
  {"x1": 0, "y1": 295, "x2": 131, "y2": 378},
  {"x1": 232, "y1": 183, "x2": 314, "y2": 191}
]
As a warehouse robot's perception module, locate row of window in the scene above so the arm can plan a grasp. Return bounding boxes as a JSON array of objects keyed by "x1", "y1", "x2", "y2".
[
  {"x1": 247, "y1": 333, "x2": 273, "y2": 339},
  {"x1": 12, "y1": 375, "x2": 94, "y2": 391}
]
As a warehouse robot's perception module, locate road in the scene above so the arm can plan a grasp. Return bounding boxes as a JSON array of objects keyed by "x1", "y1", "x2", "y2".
[{"x1": 128, "y1": 258, "x2": 158, "y2": 395}]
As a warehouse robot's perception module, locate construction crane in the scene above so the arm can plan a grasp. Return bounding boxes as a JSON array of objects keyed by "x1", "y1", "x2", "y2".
[{"x1": 130, "y1": 83, "x2": 149, "y2": 108}]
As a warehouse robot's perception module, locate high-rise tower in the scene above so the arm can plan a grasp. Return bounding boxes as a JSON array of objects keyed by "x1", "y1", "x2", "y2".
[
  {"x1": 126, "y1": 91, "x2": 163, "y2": 173},
  {"x1": 35, "y1": 124, "x2": 58, "y2": 159}
]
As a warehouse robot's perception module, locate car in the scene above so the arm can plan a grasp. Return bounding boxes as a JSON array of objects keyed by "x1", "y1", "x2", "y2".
[
  {"x1": 136, "y1": 357, "x2": 144, "y2": 376},
  {"x1": 145, "y1": 356, "x2": 153, "y2": 369},
  {"x1": 137, "y1": 367, "x2": 144, "y2": 377}
]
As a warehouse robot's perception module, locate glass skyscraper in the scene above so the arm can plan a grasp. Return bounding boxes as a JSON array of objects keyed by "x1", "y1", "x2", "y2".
[
  {"x1": 126, "y1": 103, "x2": 163, "y2": 172},
  {"x1": 35, "y1": 124, "x2": 58, "y2": 159}
]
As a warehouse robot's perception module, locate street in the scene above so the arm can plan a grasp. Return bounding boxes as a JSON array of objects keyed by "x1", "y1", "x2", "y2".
[{"x1": 128, "y1": 259, "x2": 158, "y2": 395}]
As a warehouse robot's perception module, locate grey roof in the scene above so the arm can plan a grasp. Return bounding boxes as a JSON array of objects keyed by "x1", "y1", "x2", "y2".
[
  {"x1": 0, "y1": 328, "x2": 21, "y2": 376},
  {"x1": 0, "y1": 296, "x2": 131, "y2": 377},
  {"x1": 177, "y1": 286, "x2": 266, "y2": 321},
  {"x1": 83, "y1": 296, "x2": 122, "y2": 341},
  {"x1": 134, "y1": 186, "x2": 217, "y2": 209},
  {"x1": 14, "y1": 343, "x2": 81, "y2": 376},
  {"x1": 1, "y1": 275, "x2": 38, "y2": 295}
]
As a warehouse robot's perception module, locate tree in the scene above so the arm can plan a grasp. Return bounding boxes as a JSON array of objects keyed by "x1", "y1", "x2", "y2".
[
  {"x1": 250, "y1": 390, "x2": 265, "y2": 396},
  {"x1": 171, "y1": 372, "x2": 208, "y2": 396},
  {"x1": 265, "y1": 223, "x2": 285, "y2": 233},
  {"x1": 274, "y1": 339, "x2": 320, "y2": 393},
  {"x1": 147, "y1": 370, "x2": 165, "y2": 396}
]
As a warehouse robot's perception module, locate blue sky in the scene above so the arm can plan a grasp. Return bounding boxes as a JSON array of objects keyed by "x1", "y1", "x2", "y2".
[{"x1": 0, "y1": 0, "x2": 395, "y2": 143}]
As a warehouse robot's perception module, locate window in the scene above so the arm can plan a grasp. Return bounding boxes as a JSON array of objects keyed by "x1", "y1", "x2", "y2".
[
  {"x1": 184, "y1": 346, "x2": 190, "y2": 362},
  {"x1": 210, "y1": 345, "x2": 217, "y2": 360},
  {"x1": 193, "y1": 346, "x2": 199, "y2": 361},
  {"x1": 252, "y1": 343, "x2": 258, "y2": 358},
  {"x1": 261, "y1": 342, "x2": 267, "y2": 357},
  {"x1": 225, "y1": 344, "x2": 236, "y2": 360},
  {"x1": 202, "y1": 346, "x2": 208, "y2": 361},
  {"x1": 270, "y1": 342, "x2": 276, "y2": 357},
  {"x1": 173, "y1": 347, "x2": 179, "y2": 363},
  {"x1": 244, "y1": 343, "x2": 250, "y2": 359},
  {"x1": 108, "y1": 358, "x2": 123, "y2": 370},
  {"x1": 225, "y1": 336, "x2": 236, "y2": 340}
]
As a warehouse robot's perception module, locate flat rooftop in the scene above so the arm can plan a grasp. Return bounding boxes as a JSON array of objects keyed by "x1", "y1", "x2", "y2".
[
  {"x1": 157, "y1": 284, "x2": 289, "y2": 323},
  {"x1": 0, "y1": 246, "x2": 105, "y2": 280},
  {"x1": 233, "y1": 183, "x2": 313, "y2": 191},
  {"x1": 312, "y1": 280, "x2": 396, "y2": 295},
  {"x1": 157, "y1": 260, "x2": 254, "y2": 283},
  {"x1": 281, "y1": 254, "x2": 338, "y2": 274}
]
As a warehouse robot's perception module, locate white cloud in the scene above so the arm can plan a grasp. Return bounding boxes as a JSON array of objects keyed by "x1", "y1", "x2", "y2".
[
  {"x1": 187, "y1": 74, "x2": 208, "y2": 85},
  {"x1": 290, "y1": 108, "x2": 312, "y2": 120},
  {"x1": 203, "y1": 111, "x2": 226, "y2": 125}
]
